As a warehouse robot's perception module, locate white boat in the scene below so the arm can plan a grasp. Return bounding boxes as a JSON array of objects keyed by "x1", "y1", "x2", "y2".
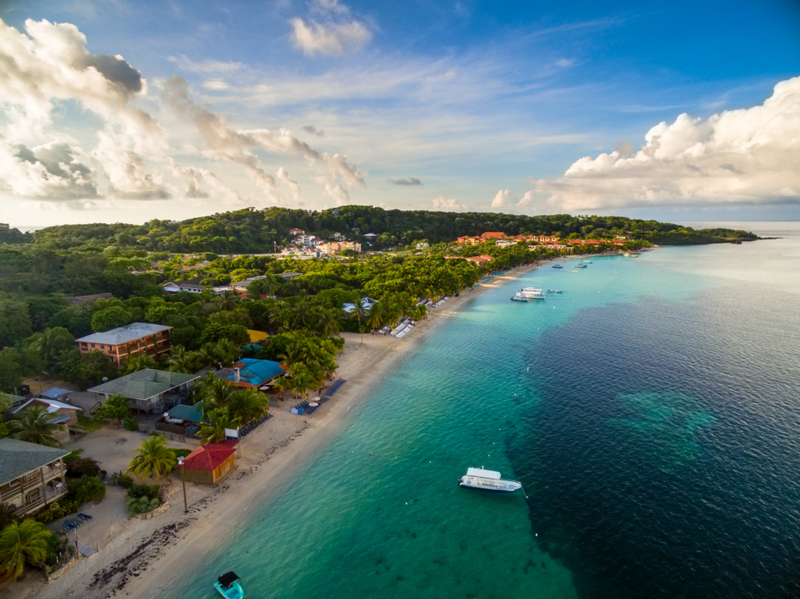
[
  {"x1": 518, "y1": 287, "x2": 546, "y2": 299},
  {"x1": 510, "y1": 293, "x2": 528, "y2": 302},
  {"x1": 458, "y1": 468, "x2": 522, "y2": 493}
]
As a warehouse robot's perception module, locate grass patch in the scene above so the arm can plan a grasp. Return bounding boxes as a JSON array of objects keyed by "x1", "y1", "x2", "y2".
[{"x1": 77, "y1": 415, "x2": 106, "y2": 432}]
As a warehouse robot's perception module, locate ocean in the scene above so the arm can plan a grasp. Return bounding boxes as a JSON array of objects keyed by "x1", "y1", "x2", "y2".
[{"x1": 170, "y1": 222, "x2": 800, "y2": 599}]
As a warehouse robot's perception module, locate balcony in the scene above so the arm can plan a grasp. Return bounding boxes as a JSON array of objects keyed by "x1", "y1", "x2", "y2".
[{"x1": 14, "y1": 484, "x2": 67, "y2": 516}]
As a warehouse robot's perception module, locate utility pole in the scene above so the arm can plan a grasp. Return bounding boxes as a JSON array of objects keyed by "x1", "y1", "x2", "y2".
[{"x1": 177, "y1": 457, "x2": 188, "y2": 514}]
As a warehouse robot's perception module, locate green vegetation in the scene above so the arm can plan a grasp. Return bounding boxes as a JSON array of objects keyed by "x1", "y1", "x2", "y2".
[
  {"x1": 0, "y1": 519, "x2": 52, "y2": 580},
  {"x1": 125, "y1": 483, "x2": 163, "y2": 515},
  {"x1": 125, "y1": 436, "x2": 177, "y2": 482}
]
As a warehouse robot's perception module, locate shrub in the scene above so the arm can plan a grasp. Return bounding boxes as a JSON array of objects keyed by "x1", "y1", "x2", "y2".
[
  {"x1": 33, "y1": 499, "x2": 80, "y2": 524},
  {"x1": 68, "y1": 475, "x2": 106, "y2": 504},
  {"x1": 110, "y1": 472, "x2": 134, "y2": 488},
  {"x1": 0, "y1": 504, "x2": 19, "y2": 531},
  {"x1": 127, "y1": 496, "x2": 162, "y2": 515},
  {"x1": 122, "y1": 417, "x2": 139, "y2": 431},
  {"x1": 66, "y1": 456, "x2": 103, "y2": 479},
  {"x1": 126, "y1": 483, "x2": 161, "y2": 503}
]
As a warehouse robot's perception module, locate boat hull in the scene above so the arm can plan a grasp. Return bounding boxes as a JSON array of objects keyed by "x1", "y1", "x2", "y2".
[
  {"x1": 458, "y1": 475, "x2": 522, "y2": 493},
  {"x1": 214, "y1": 581, "x2": 244, "y2": 599}
]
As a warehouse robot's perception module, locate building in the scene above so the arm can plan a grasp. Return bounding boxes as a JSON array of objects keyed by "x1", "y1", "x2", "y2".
[
  {"x1": 181, "y1": 440, "x2": 239, "y2": 485},
  {"x1": 39, "y1": 387, "x2": 73, "y2": 403},
  {"x1": 0, "y1": 223, "x2": 9, "y2": 230},
  {"x1": 415, "y1": 241, "x2": 429, "y2": 250},
  {"x1": 0, "y1": 438, "x2": 69, "y2": 517},
  {"x1": 455, "y1": 236, "x2": 480, "y2": 245},
  {"x1": 230, "y1": 275, "x2": 266, "y2": 294},
  {"x1": 496, "y1": 240, "x2": 516, "y2": 248},
  {"x1": 67, "y1": 293, "x2": 113, "y2": 304},
  {"x1": 162, "y1": 277, "x2": 208, "y2": 293},
  {"x1": 217, "y1": 358, "x2": 287, "y2": 389},
  {"x1": 155, "y1": 403, "x2": 204, "y2": 437},
  {"x1": 343, "y1": 297, "x2": 377, "y2": 314},
  {"x1": 87, "y1": 368, "x2": 200, "y2": 414},
  {"x1": 465, "y1": 255, "x2": 493, "y2": 266},
  {"x1": 12, "y1": 398, "x2": 82, "y2": 445},
  {"x1": 332, "y1": 232, "x2": 345, "y2": 241},
  {"x1": 319, "y1": 241, "x2": 361, "y2": 255},
  {"x1": 364, "y1": 233, "x2": 377, "y2": 241},
  {"x1": 481, "y1": 232, "x2": 506, "y2": 240},
  {"x1": 76, "y1": 323, "x2": 172, "y2": 366},
  {"x1": 288, "y1": 228, "x2": 305, "y2": 236}
]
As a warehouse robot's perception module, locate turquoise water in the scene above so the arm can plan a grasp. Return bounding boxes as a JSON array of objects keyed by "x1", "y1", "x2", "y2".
[{"x1": 170, "y1": 222, "x2": 800, "y2": 599}]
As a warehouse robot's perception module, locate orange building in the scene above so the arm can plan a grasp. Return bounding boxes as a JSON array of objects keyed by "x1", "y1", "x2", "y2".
[{"x1": 76, "y1": 323, "x2": 172, "y2": 366}]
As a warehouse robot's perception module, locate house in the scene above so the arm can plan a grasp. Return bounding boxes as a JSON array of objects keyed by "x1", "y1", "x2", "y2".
[
  {"x1": 0, "y1": 438, "x2": 69, "y2": 517},
  {"x1": 181, "y1": 440, "x2": 239, "y2": 485},
  {"x1": 364, "y1": 233, "x2": 378, "y2": 240},
  {"x1": 12, "y1": 398, "x2": 82, "y2": 445},
  {"x1": 481, "y1": 232, "x2": 506, "y2": 240},
  {"x1": 465, "y1": 255, "x2": 493, "y2": 266},
  {"x1": 496, "y1": 240, "x2": 516, "y2": 248},
  {"x1": 39, "y1": 387, "x2": 73, "y2": 403},
  {"x1": 342, "y1": 297, "x2": 377, "y2": 314},
  {"x1": 280, "y1": 272, "x2": 304, "y2": 280},
  {"x1": 288, "y1": 228, "x2": 305, "y2": 236},
  {"x1": 217, "y1": 358, "x2": 287, "y2": 389},
  {"x1": 532, "y1": 235, "x2": 559, "y2": 243},
  {"x1": 67, "y1": 293, "x2": 113, "y2": 304},
  {"x1": 76, "y1": 323, "x2": 172, "y2": 366},
  {"x1": 332, "y1": 232, "x2": 345, "y2": 241},
  {"x1": 319, "y1": 241, "x2": 362, "y2": 255},
  {"x1": 230, "y1": 275, "x2": 266, "y2": 294},
  {"x1": 455, "y1": 236, "x2": 480, "y2": 246},
  {"x1": 155, "y1": 403, "x2": 204, "y2": 437},
  {"x1": 162, "y1": 277, "x2": 207, "y2": 293},
  {"x1": 415, "y1": 241, "x2": 429, "y2": 250},
  {"x1": 87, "y1": 368, "x2": 200, "y2": 414}
]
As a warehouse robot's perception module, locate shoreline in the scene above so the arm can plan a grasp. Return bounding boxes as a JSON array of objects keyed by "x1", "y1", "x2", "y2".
[{"x1": 24, "y1": 262, "x2": 542, "y2": 599}]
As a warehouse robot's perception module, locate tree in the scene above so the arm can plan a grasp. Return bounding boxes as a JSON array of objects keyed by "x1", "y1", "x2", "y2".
[
  {"x1": 167, "y1": 346, "x2": 196, "y2": 374},
  {"x1": 8, "y1": 406, "x2": 63, "y2": 447},
  {"x1": 91, "y1": 306, "x2": 133, "y2": 332},
  {"x1": 226, "y1": 388, "x2": 269, "y2": 425},
  {"x1": 0, "y1": 350, "x2": 23, "y2": 393},
  {"x1": 216, "y1": 290, "x2": 241, "y2": 311},
  {"x1": 0, "y1": 519, "x2": 52, "y2": 580},
  {"x1": 59, "y1": 351, "x2": 117, "y2": 390},
  {"x1": 198, "y1": 408, "x2": 239, "y2": 445},
  {"x1": 121, "y1": 354, "x2": 157, "y2": 374},
  {"x1": 351, "y1": 295, "x2": 370, "y2": 345},
  {"x1": 70, "y1": 475, "x2": 106, "y2": 504},
  {"x1": 366, "y1": 303, "x2": 384, "y2": 332},
  {"x1": 197, "y1": 377, "x2": 236, "y2": 412},
  {"x1": 23, "y1": 327, "x2": 75, "y2": 375},
  {"x1": 126, "y1": 436, "x2": 176, "y2": 482},
  {"x1": 0, "y1": 298, "x2": 32, "y2": 348},
  {"x1": 92, "y1": 393, "x2": 130, "y2": 425}
]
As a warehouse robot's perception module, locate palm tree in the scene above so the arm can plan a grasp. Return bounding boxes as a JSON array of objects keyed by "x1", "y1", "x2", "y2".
[
  {"x1": 271, "y1": 377, "x2": 287, "y2": 403},
  {"x1": 213, "y1": 339, "x2": 241, "y2": 366},
  {"x1": 125, "y1": 436, "x2": 176, "y2": 482},
  {"x1": 197, "y1": 378, "x2": 236, "y2": 412},
  {"x1": 216, "y1": 290, "x2": 240, "y2": 311},
  {"x1": 289, "y1": 365, "x2": 315, "y2": 400},
  {"x1": 8, "y1": 406, "x2": 63, "y2": 447},
  {"x1": 194, "y1": 344, "x2": 218, "y2": 368},
  {"x1": 0, "y1": 520, "x2": 51, "y2": 580},
  {"x1": 167, "y1": 346, "x2": 196, "y2": 374},
  {"x1": 366, "y1": 303, "x2": 383, "y2": 333},
  {"x1": 198, "y1": 408, "x2": 239, "y2": 445},
  {"x1": 314, "y1": 308, "x2": 343, "y2": 338},
  {"x1": 352, "y1": 296, "x2": 370, "y2": 345},
  {"x1": 227, "y1": 388, "x2": 269, "y2": 425},
  {"x1": 122, "y1": 353, "x2": 157, "y2": 374}
]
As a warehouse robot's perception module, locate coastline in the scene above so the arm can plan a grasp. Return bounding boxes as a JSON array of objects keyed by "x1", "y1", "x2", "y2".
[{"x1": 23, "y1": 262, "x2": 542, "y2": 599}]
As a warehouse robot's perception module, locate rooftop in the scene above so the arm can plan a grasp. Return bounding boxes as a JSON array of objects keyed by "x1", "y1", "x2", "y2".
[
  {"x1": 40, "y1": 387, "x2": 72, "y2": 400},
  {"x1": 13, "y1": 397, "x2": 82, "y2": 415},
  {"x1": 218, "y1": 358, "x2": 286, "y2": 387},
  {"x1": 76, "y1": 322, "x2": 172, "y2": 346},
  {"x1": 183, "y1": 440, "x2": 238, "y2": 471},
  {"x1": 0, "y1": 438, "x2": 69, "y2": 484},
  {"x1": 167, "y1": 403, "x2": 204, "y2": 423},
  {"x1": 88, "y1": 369, "x2": 199, "y2": 401}
]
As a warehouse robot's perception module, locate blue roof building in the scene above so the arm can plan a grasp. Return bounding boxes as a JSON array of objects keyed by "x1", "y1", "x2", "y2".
[{"x1": 218, "y1": 358, "x2": 287, "y2": 389}]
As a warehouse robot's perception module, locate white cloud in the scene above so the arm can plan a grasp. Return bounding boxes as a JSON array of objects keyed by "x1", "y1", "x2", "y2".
[
  {"x1": 320, "y1": 180, "x2": 350, "y2": 205},
  {"x1": 322, "y1": 152, "x2": 365, "y2": 189},
  {"x1": 490, "y1": 189, "x2": 512, "y2": 209},
  {"x1": 0, "y1": 18, "x2": 163, "y2": 143},
  {"x1": 537, "y1": 76, "x2": 800, "y2": 211},
  {"x1": 277, "y1": 166, "x2": 301, "y2": 201},
  {"x1": 432, "y1": 196, "x2": 462, "y2": 211},
  {"x1": 0, "y1": 139, "x2": 100, "y2": 199},
  {"x1": 167, "y1": 55, "x2": 243, "y2": 74},
  {"x1": 517, "y1": 190, "x2": 536, "y2": 209},
  {"x1": 93, "y1": 132, "x2": 170, "y2": 199},
  {"x1": 202, "y1": 80, "x2": 230, "y2": 91},
  {"x1": 290, "y1": 0, "x2": 371, "y2": 57}
]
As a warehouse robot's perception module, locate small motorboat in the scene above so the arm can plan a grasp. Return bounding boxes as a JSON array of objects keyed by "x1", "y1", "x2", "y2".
[
  {"x1": 552, "y1": 264, "x2": 563, "y2": 269},
  {"x1": 510, "y1": 293, "x2": 528, "y2": 302},
  {"x1": 555, "y1": 290, "x2": 563, "y2": 294},
  {"x1": 214, "y1": 572, "x2": 244, "y2": 599}
]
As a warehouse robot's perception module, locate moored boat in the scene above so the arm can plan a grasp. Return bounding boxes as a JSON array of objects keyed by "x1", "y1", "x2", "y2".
[
  {"x1": 510, "y1": 293, "x2": 528, "y2": 302},
  {"x1": 458, "y1": 467, "x2": 522, "y2": 493},
  {"x1": 552, "y1": 264, "x2": 563, "y2": 269},
  {"x1": 519, "y1": 287, "x2": 546, "y2": 299},
  {"x1": 214, "y1": 572, "x2": 244, "y2": 599},
  {"x1": 575, "y1": 264, "x2": 587, "y2": 269}
]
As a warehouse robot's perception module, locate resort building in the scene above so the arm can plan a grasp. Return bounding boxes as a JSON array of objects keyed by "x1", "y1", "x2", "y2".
[
  {"x1": 288, "y1": 228, "x2": 305, "y2": 236},
  {"x1": 496, "y1": 240, "x2": 516, "y2": 248},
  {"x1": 319, "y1": 241, "x2": 362, "y2": 255},
  {"x1": 416, "y1": 241, "x2": 430, "y2": 250},
  {"x1": 11, "y1": 398, "x2": 82, "y2": 445},
  {"x1": 156, "y1": 403, "x2": 205, "y2": 437},
  {"x1": 481, "y1": 232, "x2": 506, "y2": 240},
  {"x1": 162, "y1": 277, "x2": 207, "y2": 293},
  {"x1": 87, "y1": 368, "x2": 200, "y2": 414},
  {"x1": 76, "y1": 323, "x2": 172, "y2": 366},
  {"x1": 465, "y1": 255, "x2": 493, "y2": 266},
  {"x1": 181, "y1": 440, "x2": 239, "y2": 485},
  {"x1": 217, "y1": 358, "x2": 287, "y2": 390},
  {"x1": 0, "y1": 439, "x2": 69, "y2": 517}
]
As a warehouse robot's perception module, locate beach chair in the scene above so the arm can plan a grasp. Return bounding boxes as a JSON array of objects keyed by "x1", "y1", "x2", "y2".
[{"x1": 78, "y1": 512, "x2": 93, "y2": 521}]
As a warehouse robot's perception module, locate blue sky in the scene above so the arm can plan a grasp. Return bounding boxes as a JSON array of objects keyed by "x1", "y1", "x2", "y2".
[{"x1": 0, "y1": 0, "x2": 798, "y2": 226}]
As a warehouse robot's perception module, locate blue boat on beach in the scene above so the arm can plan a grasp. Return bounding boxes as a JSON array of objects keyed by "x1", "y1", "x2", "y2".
[{"x1": 214, "y1": 572, "x2": 244, "y2": 599}]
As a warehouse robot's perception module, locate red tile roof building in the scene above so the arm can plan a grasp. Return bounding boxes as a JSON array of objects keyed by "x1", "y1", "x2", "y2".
[{"x1": 182, "y1": 440, "x2": 238, "y2": 485}]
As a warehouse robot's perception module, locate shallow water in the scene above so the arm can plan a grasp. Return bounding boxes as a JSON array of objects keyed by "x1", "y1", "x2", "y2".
[{"x1": 170, "y1": 222, "x2": 800, "y2": 599}]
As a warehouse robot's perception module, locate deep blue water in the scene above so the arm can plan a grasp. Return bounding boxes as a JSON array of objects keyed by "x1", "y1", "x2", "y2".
[{"x1": 171, "y1": 222, "x2": 800, "y2": 599}]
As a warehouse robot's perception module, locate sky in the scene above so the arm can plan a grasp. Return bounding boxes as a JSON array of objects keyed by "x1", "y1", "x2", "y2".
[{"x1": 0, "y1": 0, "x2": 799, "y2": 227}]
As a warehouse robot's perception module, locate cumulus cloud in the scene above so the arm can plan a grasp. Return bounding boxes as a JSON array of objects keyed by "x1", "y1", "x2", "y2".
[
  {"x1": 490, "y1": 189, "x2": 511, "y2": 208},
  {"x1": 93, "y1": 132, "x2": 170, "y2": 200},
  {"x1": 322, "y1": 152, "x2": 365, "y2": 189},
  {"x1": 320, "y1": 179, "x2": 350, "y2": 205},
  {"x1": 432, "y1": 196, "x2": 463, "y2": 211},
  {"x1": 389, "y1": 177, "x2": 422, "y2": 186},
  {"x1": 537, "y1": 76, "x2": 800, "y2": 211},
  {"x1": 290, "y1": 0, "x2": 372, "y2": 57},
  {"x1": 0, "y1": 139, "x2": 100, "y2": 199},
  {"x1": 302, "y1": 125, "x2": 325, "y2": 136},
  {"x1": 167, "y1": 159, "x2": 245, "y2": 205},
  {"x1": 277, "y1": 166, "x2": 301, "y2": 201},
  {"x1": 0, "y1": 18, "x2": 163, "y2": 142},
  {"x1": 516, "y1": 191, "x2": 536, "y2": 209}
]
